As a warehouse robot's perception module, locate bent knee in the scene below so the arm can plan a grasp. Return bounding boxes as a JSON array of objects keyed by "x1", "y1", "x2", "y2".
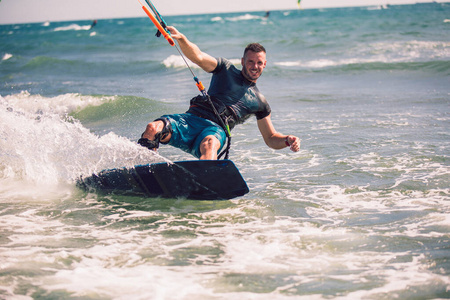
[
  {"x1": 200, "y1": 136, "x2": 221, "y2": 153},
  {"x1": 145, "y1": 122, "x2": 158, "y2": 133},
  {"x1": 199, "y1": 135, "x2": 221, "y2": 160},
  {"x1": 143, "y1": 121, "x2": 163, "y2": 137},
  {"x1": 201, "y1": 135, "x2": 220, "y2": 148}
]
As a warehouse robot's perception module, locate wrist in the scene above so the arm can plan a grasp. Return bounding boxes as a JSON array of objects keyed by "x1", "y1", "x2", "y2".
[{"x1": 285, "y1": 136, "x2": 290, "y2": 147}]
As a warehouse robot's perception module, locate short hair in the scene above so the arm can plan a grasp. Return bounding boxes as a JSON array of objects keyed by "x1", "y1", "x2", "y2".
[{"x1": 244, "y1": 43, "x2": 266, "y2": 57}]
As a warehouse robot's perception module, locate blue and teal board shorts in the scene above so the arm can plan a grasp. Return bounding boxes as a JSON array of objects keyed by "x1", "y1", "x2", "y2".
[{"x1": 162, "y1": 113, "x2": 226, "y2": 158}]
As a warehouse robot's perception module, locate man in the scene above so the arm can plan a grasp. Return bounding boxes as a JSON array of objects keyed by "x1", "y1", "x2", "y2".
[
  {"x1": 138, "y1": 26, "x2": 300, "y2": 160},
  {"x1": 89, "y1": 20, "x2": 97, "y2": 30}
]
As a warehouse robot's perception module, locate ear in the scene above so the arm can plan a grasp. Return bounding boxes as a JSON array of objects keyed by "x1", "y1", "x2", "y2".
[{"x1": 241, "y1": 57, "x2": 244, "y2": 67}]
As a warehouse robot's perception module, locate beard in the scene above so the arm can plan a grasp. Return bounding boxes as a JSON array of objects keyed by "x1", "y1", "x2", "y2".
[{"x1": 242, "y1": 67, "x2": 261, "y2": 82}]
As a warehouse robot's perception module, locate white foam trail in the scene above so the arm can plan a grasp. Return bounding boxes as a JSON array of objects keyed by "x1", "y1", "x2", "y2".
[
  {"x1": 54, "y1": 24, "x2": 91, "y2": 31},
  {"x1": 225, "y1": 14, "x2": 262, "y2": 22},
  {"x1": 2, "y1": 53, "x2": 13, "y2": 61},
  {"x1": 211, "y1": 16, "x2": 223, "y2": 22}
]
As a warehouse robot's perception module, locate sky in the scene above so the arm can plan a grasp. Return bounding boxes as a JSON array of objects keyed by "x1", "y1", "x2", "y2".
[{"x1": 0, "y1": 0, "x2": 446, "y2": 25}]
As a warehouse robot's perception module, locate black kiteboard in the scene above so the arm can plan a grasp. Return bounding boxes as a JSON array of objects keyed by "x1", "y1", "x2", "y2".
[{"x1": 76, "y1": 160, "x2": 249, "y2": 200}]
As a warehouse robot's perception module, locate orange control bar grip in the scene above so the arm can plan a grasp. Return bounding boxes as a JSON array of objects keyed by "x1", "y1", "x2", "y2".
[
  {"x1": 196, "y1": 81, "x2": 205, "y2": 92},
  {"x1": 141, "y1": 5, "x2": 175, "y2": 46}
]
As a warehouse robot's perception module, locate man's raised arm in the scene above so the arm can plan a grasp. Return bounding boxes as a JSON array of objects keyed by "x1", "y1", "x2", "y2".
[{"x1": 167, "y1": 26, "x2": 218, "y2": 73}]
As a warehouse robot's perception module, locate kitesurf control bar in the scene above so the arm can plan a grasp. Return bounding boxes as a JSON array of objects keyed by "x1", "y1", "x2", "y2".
[
  {"x1": 138, "y1": 0, "x2": 219, "y2": 114},
  {"x1": 138, "y1": 0, "x2": 174, "y2": 46}
]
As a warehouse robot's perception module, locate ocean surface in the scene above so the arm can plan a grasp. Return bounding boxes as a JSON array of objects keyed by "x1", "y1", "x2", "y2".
[{"x1": 1, "y1": 3, "x2": 449, "y2": 299}]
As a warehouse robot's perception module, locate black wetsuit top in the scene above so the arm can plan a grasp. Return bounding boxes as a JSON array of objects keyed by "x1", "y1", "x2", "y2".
[{"x1": 186, "y1": 57, "x2": 271, "y2": 130}]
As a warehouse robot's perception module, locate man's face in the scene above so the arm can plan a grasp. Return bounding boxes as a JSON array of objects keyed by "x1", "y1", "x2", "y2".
[{"x1": 241, "y1": 50, "x2": 267, "y2": 82}]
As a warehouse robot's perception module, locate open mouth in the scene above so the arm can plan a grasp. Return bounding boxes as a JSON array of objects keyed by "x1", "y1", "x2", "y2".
[{"x1": 249, "y1": 69, "x2": 259, "y2": 77}]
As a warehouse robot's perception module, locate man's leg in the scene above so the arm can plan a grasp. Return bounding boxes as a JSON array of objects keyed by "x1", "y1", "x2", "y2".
[{"x1": 199, "y1": 135, "x2": 221, "y2": 160}]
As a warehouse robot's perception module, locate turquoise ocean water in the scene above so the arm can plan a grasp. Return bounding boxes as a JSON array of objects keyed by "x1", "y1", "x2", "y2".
[{"x1": 1, "y1": 3, "x2": 449, "y2": 299}]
